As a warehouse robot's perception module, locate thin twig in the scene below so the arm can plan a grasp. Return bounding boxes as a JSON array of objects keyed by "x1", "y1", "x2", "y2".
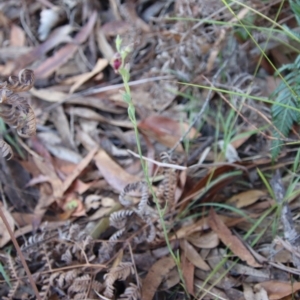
[
  {"x1": 127, "y1": 243, "x2": 141, "y2": 289},
  {"x1": 0, "y1": 203, "x2": 42, "y2": 300},
  {"x1": 43, "y1": 75, "x2": 174, "y2": 113},
  {"x1": 168, "y1": 58, "x2": 230, "y2": 155},
  {"x1": 127, "y1": 149, "x2": 187, "y2": 170},
  {"x1": 127, "y1": 149, "x2": 248, "y2": 172}
]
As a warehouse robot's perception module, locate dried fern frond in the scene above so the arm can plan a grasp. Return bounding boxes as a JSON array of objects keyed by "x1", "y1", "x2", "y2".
[
  {"x1": 2, "y1": 281, "x2": 19, "y2": 300},
  {"x1": 0, "y1": 139, "x2": 13, "y2": 159},
  {"x1": 98, "y1": 241, "x2": 115, "y2": 263},
  {"x1": 21, "y1": 231, "x2": 49, "y2": 251},
  {"x1": 110, "y1": 210, "x2": 134, "y2": 229},
  {"x1": 118, "y1": 283, "x2": 141, "y2": 300},
  {"x1": 119, "y1": 181, "x2": 149, "y2": 208},
  {"x1": 109, "y1": 227, "x2": 126, "y2": 242},
  {"x1": 61, "y1": 248, "x2": 73, "y2": 264},
  {"x1": 68, "y1": 274, "x2": 91, "y2": 294},
  {"x1": 104, "y1": 262, "x2": 134, "y2": 298},
  {"x1": 39, "y1": 276, "x2": 51, "y2": 300},
  {"x1": 6, "y1": 69, "x2": 35, "y2": 92},
  {"x1": 144, "y1": 219, "x2": 156, "y2": 243},
  {"x1": 0, "y1": 69, "x2": 36, "y2": 159},
  {"x1": 137, "y1": 181, "x2": 149, "y2": 215},
  {"x1": 0, "y1": 96, "x2": 36, "y2": 138},
  {"x1": 5, "y1": 254, "x2": 19, "y2": 280},
  {"x1": 156, "y1": 152, "x2": 177, "y2": 207}
]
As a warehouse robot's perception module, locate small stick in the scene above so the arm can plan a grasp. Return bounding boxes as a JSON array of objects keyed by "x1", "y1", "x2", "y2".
[
  {"x1": 0, "y1": 203, "x2": 41, "y2": 300},
  {"x1": 43, "y1": 75, "x2": 174, "y2": 113},
  {"x1": 127, "y1": 149, "x2": 248, "y2": 172}
]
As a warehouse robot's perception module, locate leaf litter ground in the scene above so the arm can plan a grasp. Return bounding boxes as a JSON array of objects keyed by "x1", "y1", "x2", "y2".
[{"x1": 0, "y1": 0, "x2": 300, "y2": 299}]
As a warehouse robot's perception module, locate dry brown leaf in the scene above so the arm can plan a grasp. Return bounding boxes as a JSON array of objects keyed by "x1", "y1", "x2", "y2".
[
  {"x1": 62, "y1": 147, "x2": 98, "y2": 194},
  {"x1": 25, "y1": 174, "x2": 51, "y2": 187},
  {"x1": 230, "y1": 128, "x2": 255, "y2": 149},
  {"x1": 180, "y1": 239, "x2": 210, "y2": 271},
  {"x1": 102, "y1": 20, "x2": 131, "y2": 37},
  {"x1": 181, "y1": 252, "x2": 195, "y2": 296},
  {"x1": 266, "y1": 76, "x2": 281, "y2": 95},
  {"x1": 141, "y1": 256, "x2": 176, "y2": 300},
  {"x1": 63, "y1": 192, "x2": 85, "y2": 217},
  {"x1": 68, "y1": 107, "x2": 133, "y2": 128},
  {"x1": 14, "y1": 25, "x2": 73, "y2": 71},
  {"x1": 208, "y1": 208, "x2": 261, "y2": 268},
  {"x1": 30, "y1": 87, "x2": 67, "y2": 102},
  {"x1": 244, "y1": 283, "x2": 269, "y2": 300},
  {"x1": 138, "y1": 115, "x2": 198, "y2": 151},
  {"x1": 96, "y1": 22, "x2": 115, "y2": 62},
  {"x1": 194, "y1": 278, "x2": 229, "y2": 299},
  {"x1": 187, "y1": 231, "x2": 219, "y2": 249},
  {"x1": 69, "y1": 58, "x2": 108, "y2": 93},
  {"x1": 42, "y1": 144, "x2": 82, "y2": 164},
  {"x1": 122, "y1": 2, "x2": 150, "y2": 33},
  {"x1": 69, "y1": 179, "x2": 94, "y2": 195},
  {"x1": 38, "y1": 6, "x2": 65, "y2": 41},
  {"x1": 94, "y1": 148, "x2": 139, "y2": 193},
  {"x1": 33, "y1": 157, "x2": 63, "y2": 199},
  {"x1": 257, "y1": 281, "x2": 300, "y2": 300},
  {"x1": 50, "y1": 106, "x2": 75, "y2": 150},
  {"x1": 34, "y1": 11, "x2": 97, "y2": 79},
  {"x1": 0, "y1": 204, "x2": 15, "y2": 247},
  {"x1": 10, "y1": 24, "x2": 25, "y2": 47},
  {"x1": 227, "y1": 190, "x2": 267, "y2": 208},
  {"x1": 243, "y1": 283, "x2": 256, "y2": 300},
  {"x1": 68, "y1": 96, "x2": 125, "y2": 114},
  {"x1": 0, "y1": 10, "x2": 10, "y2": 27},
  {"x1": 172, "y1": 215, "x2": 243, "y2": 241}
]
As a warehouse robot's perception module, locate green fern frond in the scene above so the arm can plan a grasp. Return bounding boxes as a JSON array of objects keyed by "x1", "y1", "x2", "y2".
[
  {"x1": 281, "y1": 24, "x2": 300, "y2": 43},
  {"x1": 290, "y1": 0, "x2": 300, "y2": 25},
  {"x1": 271, "y1": 57, "x2": 300, "y2": 159}
]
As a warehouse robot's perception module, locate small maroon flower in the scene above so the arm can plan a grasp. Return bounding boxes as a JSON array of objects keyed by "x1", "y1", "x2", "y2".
[{"x1": 111, "y1": 52, "x2": 122, "y2": 74}]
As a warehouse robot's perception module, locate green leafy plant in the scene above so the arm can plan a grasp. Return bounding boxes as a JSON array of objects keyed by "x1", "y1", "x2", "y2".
[
  {"x1": 271, "y1": 0, "x2": 300, "y2": 159},
  {"x1": 114, "y1": 36, "x2": 189, "y2": 296},
  {"x1": 271, "y1": 56, "x2": 300, "y2": 158}
]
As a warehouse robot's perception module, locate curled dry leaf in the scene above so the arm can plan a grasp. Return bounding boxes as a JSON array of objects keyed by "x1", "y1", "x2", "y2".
[{"x1": 0, "y1": 204, "x2": 15, "y2": 247}]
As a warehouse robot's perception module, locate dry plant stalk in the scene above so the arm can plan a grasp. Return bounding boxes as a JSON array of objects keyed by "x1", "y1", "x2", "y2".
[{"x1": 0, "y1": 69, "x2": 36, "y2": 158}]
